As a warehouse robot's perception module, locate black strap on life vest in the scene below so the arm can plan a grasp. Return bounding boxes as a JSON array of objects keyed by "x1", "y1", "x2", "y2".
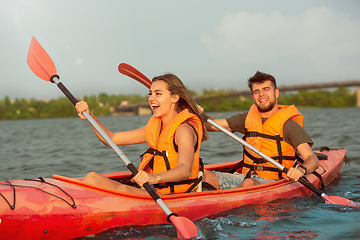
[
  {"x1": 185, "y1": 158, "x2": 204, "y2": 193},
  {"x1": 151, "y1": 159, "x2": 204, "y2": 193},
  {"x1": 226, "y1": 159, "x2": 244, "y2": 173},
  {"x1": 243, "y1": 148, "x2": 298, "y2": 164},
  {"x1": 139, "y1": 122, "x2": 202, "y2": 193},
  {"x1": 241, "y1": 132, "x2": 327, "y2": 186},
  {"x1": 243, "y1": 161, "x2": 280, "y2": 174},
  {"x1": 243, "y1": 148, "x2": 297, "y2": 179},
  {"x1": 226, "y1": 132, "x2": 289, "y2": 174},
  {"x1": 140, "y1": 147, "x2": 175, "y2": 192},
  {"x1": 244, "y1": 131, "x2": 283, "y2": 141},
  {"x1": 275, "y1": 134, "x2": 283, "y2": 179},
  {"x1": 243, "y1": 131, "x2": 297, "y2": 179}
]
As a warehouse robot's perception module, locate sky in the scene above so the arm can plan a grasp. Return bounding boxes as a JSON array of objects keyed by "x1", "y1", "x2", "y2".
[{"x1": 1, "y1": 0, "x2": 360, "y2": 100}]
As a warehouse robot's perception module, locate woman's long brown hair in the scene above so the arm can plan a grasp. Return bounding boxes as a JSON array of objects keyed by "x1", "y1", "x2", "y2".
[{"x1": 152, "y1": 74, "x2": 208, "y2": 141}]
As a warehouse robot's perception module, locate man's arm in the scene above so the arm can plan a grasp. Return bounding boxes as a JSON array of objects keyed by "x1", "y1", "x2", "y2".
[
  {"x1": 285, "y1": 143, "x2": 320, "y2": 182},
  {"x1": 297, "y1": 143, "x2": 320, "y2": 173},
  {"x1": 205, "y1": 112, "x2": 247, "y2": 133},
  {"x1": 205, "y1": 118, "x2": 231, "y2": 132},
  {"x1": 197, "y1": 104, "x2": 232, "y2": 132}
]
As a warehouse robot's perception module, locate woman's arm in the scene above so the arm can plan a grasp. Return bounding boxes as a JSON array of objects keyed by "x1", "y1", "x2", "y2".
[{"x1": 75, "y1": 101, "x2": 147, "y2": 146}]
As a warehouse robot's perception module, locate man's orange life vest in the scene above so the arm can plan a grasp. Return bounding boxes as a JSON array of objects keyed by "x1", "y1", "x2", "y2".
[
  {"x1": 242, "y1": 104, "x2": 303, "y2": 180},
  {"x1": 138, "y1": 109, "x2": 203, "y2": 194}
]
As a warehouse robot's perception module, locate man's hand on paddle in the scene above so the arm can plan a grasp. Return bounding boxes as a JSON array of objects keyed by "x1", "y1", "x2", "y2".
[
  {"x1": 285, "y1": 166, "x2": 305, "y2": 182},
  {"x1": 285, "y1": 143, "x2": 319, "y2": 182}
]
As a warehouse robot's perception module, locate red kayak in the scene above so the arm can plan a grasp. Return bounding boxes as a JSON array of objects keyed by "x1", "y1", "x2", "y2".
[{"x1": 0, "y1": 148, "x2": 347, "y2": 239}]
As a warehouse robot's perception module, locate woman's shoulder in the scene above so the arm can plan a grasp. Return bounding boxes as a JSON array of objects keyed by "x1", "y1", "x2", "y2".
[{"x1": 177, "y1": 122, "x2": 196, "y2": 134}]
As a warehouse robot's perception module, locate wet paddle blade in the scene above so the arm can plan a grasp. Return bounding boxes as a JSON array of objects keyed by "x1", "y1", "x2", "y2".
[
  {"x1": 170, "y1": 215, "x2": 198, "y2": 239},
  {"x1": 324, "y1": 195, "x2": 360, "y2": 208},
  {"x1": 118, "y1": 63, "x2": 152, "y2": 88},
  {"x1": 27, "y1": 36, "x2": 57, "y2": 81}
]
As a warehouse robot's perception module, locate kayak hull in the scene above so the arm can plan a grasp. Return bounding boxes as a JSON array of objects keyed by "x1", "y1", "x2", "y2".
[{"x1": 0, "y1": 148, "x2": 347, "y2": 239}]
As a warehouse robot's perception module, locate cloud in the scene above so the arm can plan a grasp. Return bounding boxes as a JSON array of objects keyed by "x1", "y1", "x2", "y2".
[{"x1": 201, "y1": 7, "x2": 360, "y2": 80}]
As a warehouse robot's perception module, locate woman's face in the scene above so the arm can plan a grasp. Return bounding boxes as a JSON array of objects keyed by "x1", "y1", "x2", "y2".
[{"x1": 148, "y1": 80, "x2": 179, "y2": 119}]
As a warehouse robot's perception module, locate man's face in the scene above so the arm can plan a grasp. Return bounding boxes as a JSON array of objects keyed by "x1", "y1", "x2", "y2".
[{"x1": 251, "y1": 80, "x2": 279, "y2": 113}]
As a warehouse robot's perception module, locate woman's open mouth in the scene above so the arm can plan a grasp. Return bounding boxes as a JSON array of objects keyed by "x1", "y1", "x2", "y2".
[{"x1": 151, "y1": 103, "x2": 160, "y2": 112}]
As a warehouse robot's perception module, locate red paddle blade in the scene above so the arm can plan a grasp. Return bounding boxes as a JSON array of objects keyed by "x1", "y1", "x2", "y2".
[
  {"x1": 169, "y1": 215, "x2": 198, "y2": 239},
  {"x1": 324, "y1": 195, "x2": 360, "y2": 208},
  {"x1": 118, "y1": 63, "x2": 152, "y2": 89},
  {"x1": 27, "y1": 36, "x2": 57, "y2": 81}
]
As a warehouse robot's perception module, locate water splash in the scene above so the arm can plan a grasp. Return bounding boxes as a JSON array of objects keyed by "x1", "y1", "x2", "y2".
[{"x1": 197, "y1": 217, "x2": 257, "y2": 239}]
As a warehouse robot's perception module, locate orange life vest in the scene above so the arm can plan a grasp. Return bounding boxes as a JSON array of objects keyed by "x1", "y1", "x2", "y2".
[
  {"x1": 138, "y1": 109, "x2": 203, "y2": 194},
  {"x1": 242, "y1": 104, "x2": 303, "y2": 180}
]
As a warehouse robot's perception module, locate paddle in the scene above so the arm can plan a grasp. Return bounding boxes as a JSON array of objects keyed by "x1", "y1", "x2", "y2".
[
  {"x1": 118, "y1": 62, "x2": 360, "y2": 208},
  {"x1": 27, "y1": 37, "x2": 198, "y2": 239}
]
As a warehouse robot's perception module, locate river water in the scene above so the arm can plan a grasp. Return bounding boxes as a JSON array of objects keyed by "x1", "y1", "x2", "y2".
[{"x1": 1, "y1": 108, "x2": 359, "y2": 239}]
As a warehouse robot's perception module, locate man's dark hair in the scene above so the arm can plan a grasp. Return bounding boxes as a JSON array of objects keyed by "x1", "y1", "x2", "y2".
[{"x1": 248, "y1": 71, "x2": 277, "y2": 92}]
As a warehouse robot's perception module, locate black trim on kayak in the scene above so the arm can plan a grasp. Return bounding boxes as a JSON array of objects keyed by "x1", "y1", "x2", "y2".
[
  {"x1": 0, "y1": 177, "x2": 76, "y2": 210},
  {"x1": 295, "y1": 152, "x2": 326, "y2": 188},
  {"x1": 0, "y1": 180, "x2": 15, "y2": 210}
]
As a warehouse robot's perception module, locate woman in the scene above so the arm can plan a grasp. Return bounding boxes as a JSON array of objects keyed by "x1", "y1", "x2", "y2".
[{"x1": 75, "y1": 74, "x2": 208, "y2": 195}]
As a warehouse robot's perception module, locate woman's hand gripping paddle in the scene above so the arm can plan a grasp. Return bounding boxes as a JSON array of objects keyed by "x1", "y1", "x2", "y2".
[
  {"x1": 26, "y1": 37, "x2": 198, "y2": 239},
  {"x1": 118, "y1": 62, "x2": 360, "y2": 209}
]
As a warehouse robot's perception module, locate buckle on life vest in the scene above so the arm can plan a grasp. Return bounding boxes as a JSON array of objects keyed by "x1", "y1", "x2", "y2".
[{"x1": 254, "y1": 165, "x2": 264, "y2": 171}]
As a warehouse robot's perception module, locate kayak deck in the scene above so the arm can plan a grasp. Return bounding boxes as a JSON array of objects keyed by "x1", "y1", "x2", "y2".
[{"x1": 0, "y1": 148, "x2": 347, "y2": 239}]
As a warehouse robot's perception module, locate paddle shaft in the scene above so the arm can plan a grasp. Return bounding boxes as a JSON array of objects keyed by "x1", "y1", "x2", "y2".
[{"x1": 51, "y1": 76, "x2": 174, "y2": 215}]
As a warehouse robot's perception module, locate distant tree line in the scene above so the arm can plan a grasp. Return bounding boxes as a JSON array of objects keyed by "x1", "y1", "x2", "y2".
[
  {"x1": 198, "y1": 87, "x2": 356, "y2": 111},
  {"x1": 0, "y1": 87, "x2": 356, "y2": 120},
  {"x1": 0, "y1": 94, "x2": 148, "y2": 120}
]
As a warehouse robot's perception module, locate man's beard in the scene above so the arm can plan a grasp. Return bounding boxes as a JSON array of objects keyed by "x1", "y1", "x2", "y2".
[{"x1": 255, "y1": 99, "x2": 275, "y2": 113}]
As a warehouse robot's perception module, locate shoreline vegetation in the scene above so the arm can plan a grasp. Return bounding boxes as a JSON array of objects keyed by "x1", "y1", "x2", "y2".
[{"x1": 0, "y1": 87, "x2": 356, "y2": 120}]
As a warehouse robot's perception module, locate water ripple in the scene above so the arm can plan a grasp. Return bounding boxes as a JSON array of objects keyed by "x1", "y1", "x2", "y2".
[{"x1": 1, "y1": 109, "x2": 360, "y2": 239}]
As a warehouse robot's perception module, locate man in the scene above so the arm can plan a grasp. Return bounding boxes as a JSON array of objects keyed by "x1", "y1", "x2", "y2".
[{"x1": 203, "y1": 71, "x2": 319, "y2": 190}]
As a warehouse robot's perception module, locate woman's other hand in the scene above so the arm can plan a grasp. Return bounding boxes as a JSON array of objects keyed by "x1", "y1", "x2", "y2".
[{"x1": 132, "y1": 170, "x2": 161, "y2": 187}]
